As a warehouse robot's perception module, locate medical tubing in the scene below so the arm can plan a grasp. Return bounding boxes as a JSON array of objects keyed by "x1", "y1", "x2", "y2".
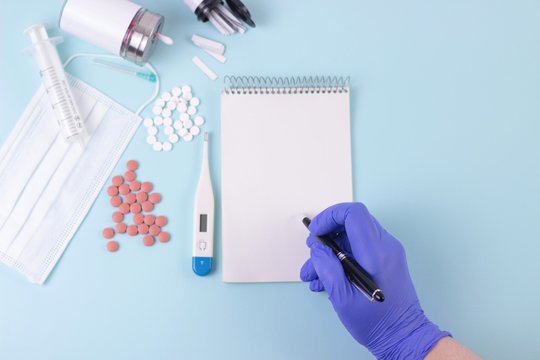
[{"x1": 63, "y1": 52, "x2": 160, "y2": 116}]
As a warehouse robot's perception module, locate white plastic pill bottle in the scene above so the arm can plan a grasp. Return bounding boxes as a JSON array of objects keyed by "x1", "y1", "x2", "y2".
[{"x1": 59, "y1": 0, "x2": 168, "y2": 65}]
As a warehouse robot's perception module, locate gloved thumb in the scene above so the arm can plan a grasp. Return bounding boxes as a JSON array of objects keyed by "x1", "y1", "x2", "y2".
[{"x1": 310, "y1": 240, "x2": 350, "y2": 301}]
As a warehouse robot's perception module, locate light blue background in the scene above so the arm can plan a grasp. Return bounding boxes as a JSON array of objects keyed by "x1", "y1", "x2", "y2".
[{"x1": 1, "y1": 1, "x2": 539, "y2": 359}]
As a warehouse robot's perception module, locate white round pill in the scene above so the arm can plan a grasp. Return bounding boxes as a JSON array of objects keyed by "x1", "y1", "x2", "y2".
[
  {"x1": 143, "y1": 118, "x2": 153, "y2": 127},
  {"x1": 182, "y1": 85, "x2": 191, "y2": 94},
  {"x1": 171, "y1": 96, "x2": 179, "y2": 103},
  {"x1": 147, "y1": 126, "x2": 158, "y2": 135},
  {"x1": 187, "y1": 106, "x2": 197, "y2": 115},
  {"x1": 163, "y1": 117, "x2": 173, "y2": 126},
  {"x1": 194, "y1": 116, "x2": 205, "y2": 126},
  {"x1": 169, "y1": 134, "x2": 179, "y2": 143},
  {"x1": 183, "y1": 133, "x2": 194, "y2": 142},
  {"x1": 164, "y1": 126, "x2": 174, "y2": 135},
  {"x1": 154, "y1": 116, "x2": 163, "y2": 126},
  {"x1": 146, "y1": 135, "x2": 157, "y2": 144},
  {"x1": 155, "y1": 99, "x2": 165, "y2": 108},
  {"x1": 153, "y1": 142, "x2": 163, "y2": 151},
  {"x1": 162, "y1": 92, "x2": 172, "y2": 101},
  {"x1": 167, "y1": 101, "x2": 177, "y2": 110},
  {"x1": 178, "y1": 128, "x2": 188, "y2": 136},
  {"x1": 177, "y1": 102, "x2": 188, "y2": 113},
  {"x1": 162, "y1": 108, "x2": 172, "y2": 118},
  {"x1": 190, "y1": 126, "x2": 201, "y2": 136},
  {"x1": 152, "y1": 106, "x2": 162, "y2": 115},
  {"x1": 190, "y1": 97, "x2": 200, "y2": 106},
  {"x1": 180, "y1": 113, "x2": 190, "y2": 122},
  {"x1": 182, "y1": 93, "x2": 193, "y2": 101},
  {"x1": 172, "y1": 87, "x2": 182, "y2": 97},
  {"x1": 162, "y1": 142, "x2": 173, "y2": 152},
  {"x1": 183, "y1": 119, "x2": 193, "y2": 129},
  {"x1": 173, "y1": 120, "x2": 183, "y2": 130}
]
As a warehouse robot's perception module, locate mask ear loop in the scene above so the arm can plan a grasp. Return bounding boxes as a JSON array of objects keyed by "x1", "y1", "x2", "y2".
[{"x1": 62, "y1": 52, "x2": 160, "y2": 116}]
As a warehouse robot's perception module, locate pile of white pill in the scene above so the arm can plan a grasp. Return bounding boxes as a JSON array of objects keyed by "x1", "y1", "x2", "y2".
[{"x1": 143, "y1": 85, "x2": 206, "y2": 152}]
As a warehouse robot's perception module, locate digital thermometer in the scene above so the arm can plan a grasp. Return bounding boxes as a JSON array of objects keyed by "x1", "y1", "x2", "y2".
[{"x1": 192, "y1": 132, "x2": 214, "y2": 276}]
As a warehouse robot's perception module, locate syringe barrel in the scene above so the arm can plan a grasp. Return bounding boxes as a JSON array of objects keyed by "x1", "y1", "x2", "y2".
[{"x1": 25, "y1": 24, "x2": 85, "y2": 142}]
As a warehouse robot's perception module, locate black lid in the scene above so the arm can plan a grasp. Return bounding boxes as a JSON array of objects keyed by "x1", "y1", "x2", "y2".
[{"x1": 225, "y1": 0, "x2": 255, "y2": 27}]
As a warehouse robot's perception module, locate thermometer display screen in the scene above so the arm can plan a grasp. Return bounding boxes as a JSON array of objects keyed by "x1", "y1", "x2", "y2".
[{"x1": 200, "y1": 214, "x2": 208, "y2": 232}]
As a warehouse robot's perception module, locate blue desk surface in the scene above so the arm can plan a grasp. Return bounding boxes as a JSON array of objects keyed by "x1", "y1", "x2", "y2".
[{"x1": 1, "y1": 1, "x2": 539, "y2": 359}]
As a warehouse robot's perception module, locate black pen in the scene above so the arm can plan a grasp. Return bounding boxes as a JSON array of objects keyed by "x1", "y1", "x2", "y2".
[{"x1": 302, "y1": 217, "x2": 385, "y2": 302}]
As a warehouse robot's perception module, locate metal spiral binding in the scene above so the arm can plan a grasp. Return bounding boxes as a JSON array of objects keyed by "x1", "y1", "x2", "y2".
[{"x1": 222, "y1": 76, "x2": 350, "y2": 95}]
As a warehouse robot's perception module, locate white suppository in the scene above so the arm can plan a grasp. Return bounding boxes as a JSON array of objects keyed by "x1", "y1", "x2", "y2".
[
  {"x1": 191, "y1": 34, "x2": 225, "y2": 55},
  {"x1": 192, "y1": 56, "x2": 218, "y2": 81},
  {"x1": 192, "y1": 132, "x2": 214, "y2": 276},
  {"x1": 202, "y1": 47, "x2": 227, "y2": 64}
]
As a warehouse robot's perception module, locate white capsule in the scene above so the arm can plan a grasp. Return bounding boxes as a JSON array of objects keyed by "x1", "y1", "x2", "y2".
[
  {"x1": 194, "y1": 116, "x2": 205, "y2": 126},
  {"x1": 162, "y1": 142, "x2": 173, "y2": 152},
  {"x1": 164, "y1": 126, "x2": 174, "y2": 135},
  {"x1": 187, "y1": 106, "x2": 197, "y2": 115},
  {"x1": 155, "y1": 99, "x2": 165, "y2": 108},
  {"x1": 183, "y1": 133, "x2": 194, "y2": 142},
  {"x1": 143, "y1": 118, "x2": 154, "y2": 127},
  {"x1": 183, "y1": 119, "x2": 193, "y2": 129},
  {"x1": 161, "y1": 92, "x2": 172, "y2": 101},
  {"x1": 153, "y1": 142, "x2": 163, "y2": 151},
  {"x1": 178, "y1": 128, "x2": 188, "y2": 136},
  {"x1": 154, "y1": 116, "x2": 163, "y2": 126},
  {"x1": 162, "y1": 108, "x2": 172, "y2": 118},
  {"x1": 169, "y1": 134, "x2": 179, "y2": 143},
  {"x1": 172, "y1": 87, "x2": 182, "y2": 97},
  {"x1": 182, "y1": 85, "x2": 192, "y2": 94},
  {"x1": 146, "y1": 135, "x2": 157, "y2": 144},
  {"x1": 163, "y1": 117, "x2": 173, "y2": 126},
  {"x1": 190, "y1": 97, "x2": 200, "y2": 106},
  {"x1": 190, "y1": 126, "x2": 201, "y2": 136},
  {"x1": 152, "y1": 106, "x2": 162, "y2": 115},
  {"x1": 167, "y1": 101, "x2": 177, "y2": 110},
  {"x1": 173, "y1": 120, "x2": 183, "y2": 130},
  {"x1": 177, "y1": 102, "x2": 188, "y2": 113},
  {"x1": 180, "y1": 113, "x2": 190, "y2": 122}
]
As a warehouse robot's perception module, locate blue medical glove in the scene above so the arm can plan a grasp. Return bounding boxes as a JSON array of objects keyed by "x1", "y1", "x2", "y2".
[{"x1": 300, "y1": 203, "x2": 450, "y2": 359}]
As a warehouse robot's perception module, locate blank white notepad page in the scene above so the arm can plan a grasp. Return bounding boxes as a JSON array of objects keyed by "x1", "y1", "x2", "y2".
[{"x1": 221, "y1": 89, "x2": 352, "y2": 282}]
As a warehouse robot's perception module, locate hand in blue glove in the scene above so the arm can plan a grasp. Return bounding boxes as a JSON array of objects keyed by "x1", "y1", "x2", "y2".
[{"x1": 300, "y1": 203, "x2": 450, "y2": 359}]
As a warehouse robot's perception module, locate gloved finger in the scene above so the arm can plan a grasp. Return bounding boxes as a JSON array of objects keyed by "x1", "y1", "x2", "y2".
[
  {"x1": 311, "y1": 202, "x2": 383, "y2": 273},
  {"x1": 306, "y1": 229, "x2": 343, "y2": 248},
  {"x1": 300, "y1": 258, "x2": 318, "y2": 282},
  {"x1": 310, "y1": 241, "x2": 349, "y2": 301},
  {"x1": 310, "y1": 203, "x2": 370, "y2": 236},
  {"x1": 333, "y1": 232, "x2": 352, "y2": 254},
  {"x1": 309, "y1": 279, "x2": 325, "y2": 292}
]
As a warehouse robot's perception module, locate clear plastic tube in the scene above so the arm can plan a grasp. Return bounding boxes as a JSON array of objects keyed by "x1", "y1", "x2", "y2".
[{"x1": 24, "y1": 23, "x2": 86, "y2": 143}]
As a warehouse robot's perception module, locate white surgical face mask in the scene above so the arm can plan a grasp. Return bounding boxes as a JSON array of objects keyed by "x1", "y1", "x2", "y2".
[{"x1": 0, "y1": 54, "x2": 159, "y2": 284}]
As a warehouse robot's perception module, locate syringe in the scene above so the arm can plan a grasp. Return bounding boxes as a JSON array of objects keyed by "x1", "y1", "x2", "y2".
[{"x1": 25, "y1": 24, "x2": 85, "y2": 143}]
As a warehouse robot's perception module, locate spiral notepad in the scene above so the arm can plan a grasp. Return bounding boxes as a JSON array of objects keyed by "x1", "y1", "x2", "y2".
[{"x1": 221, "y1": 76, "x2": 353, "y2": 283}]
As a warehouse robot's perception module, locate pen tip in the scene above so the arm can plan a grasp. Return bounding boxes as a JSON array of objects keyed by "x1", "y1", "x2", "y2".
[{"x1": 373, "y1": 291, "x2": 385, "y2": 302}]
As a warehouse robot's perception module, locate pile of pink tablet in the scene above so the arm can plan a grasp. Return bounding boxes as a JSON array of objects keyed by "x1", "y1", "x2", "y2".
[{"x1": 102, "y1": 160, "x2": 171, "y2": 252}]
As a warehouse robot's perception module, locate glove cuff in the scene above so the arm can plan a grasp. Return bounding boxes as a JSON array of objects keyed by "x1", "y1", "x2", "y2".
[{"x1": 368, "y1": 305, "x2": 451, "y2": 360}]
